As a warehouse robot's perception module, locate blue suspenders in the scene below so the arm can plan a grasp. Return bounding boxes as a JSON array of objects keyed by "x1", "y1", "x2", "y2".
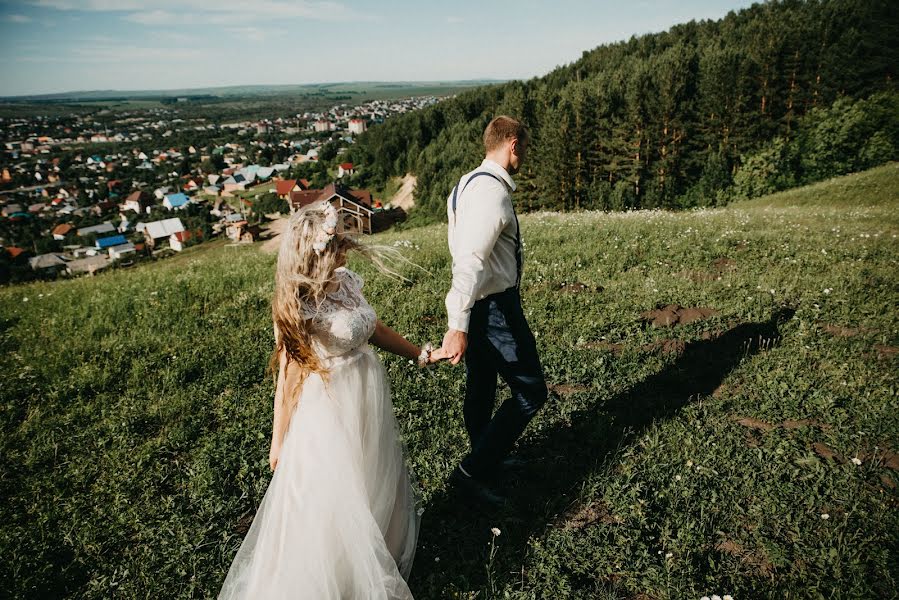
[{"x1": 450, "y1": 171, "x2": 522, "y2": 288}]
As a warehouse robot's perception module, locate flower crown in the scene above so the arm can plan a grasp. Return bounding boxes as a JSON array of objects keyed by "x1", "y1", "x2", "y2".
[{"x1": 312, "y1": 201, "x2": 339, "y2": 255}]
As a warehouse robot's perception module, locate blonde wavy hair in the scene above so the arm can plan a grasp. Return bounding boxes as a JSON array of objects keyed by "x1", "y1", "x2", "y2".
[{"x1": 269, "y1": 201, "x2": 404, "y2": 416}]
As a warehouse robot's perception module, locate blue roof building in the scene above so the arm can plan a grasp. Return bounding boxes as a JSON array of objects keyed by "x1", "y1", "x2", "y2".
[
  {"x1": 164, "y1": 193, "x2": 190, "y2": 209},
  {"x1": 96, "y1": 234, "x2": 127, "y2": 249}
]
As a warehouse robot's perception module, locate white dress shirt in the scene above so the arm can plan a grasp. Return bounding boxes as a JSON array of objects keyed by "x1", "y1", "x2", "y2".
[{"x1": 445, "y1": 159, "x2": 521, "y2": 333}]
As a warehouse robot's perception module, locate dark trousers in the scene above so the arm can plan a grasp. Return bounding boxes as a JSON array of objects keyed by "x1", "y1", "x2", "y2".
[{"x1": 461, "y1": 287, "x2": 548, "y2": 478}]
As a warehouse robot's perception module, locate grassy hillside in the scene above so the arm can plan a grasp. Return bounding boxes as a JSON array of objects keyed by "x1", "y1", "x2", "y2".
[{"x1": 2, "y1": 164, "x2": 898, "y2": 598}]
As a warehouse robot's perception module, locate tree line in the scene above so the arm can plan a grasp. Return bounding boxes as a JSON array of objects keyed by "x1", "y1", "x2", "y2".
[{"x1": 347, "y1": 0, "x2": 898, "y2": 221}]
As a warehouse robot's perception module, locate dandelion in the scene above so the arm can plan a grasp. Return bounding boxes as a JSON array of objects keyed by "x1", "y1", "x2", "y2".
[
  {"x1": 491, "y1": 527, "x2": 501, "y2": 537},
  {"x1": 821, "y1": 513, "x2": 830, "y2": 520},
  {"x1": 851, "y1": 457, "x2": 862, "y2": 466}
]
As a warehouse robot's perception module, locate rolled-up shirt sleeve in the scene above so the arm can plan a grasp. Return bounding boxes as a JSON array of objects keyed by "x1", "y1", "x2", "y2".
[{"x1": 445, "y1": 182, "x2": 509, "y2": 333}]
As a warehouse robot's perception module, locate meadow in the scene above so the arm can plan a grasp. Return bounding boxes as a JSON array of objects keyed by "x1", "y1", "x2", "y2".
[{"x1": 1, "y1": 164, "x2": 897, "y2": 599}]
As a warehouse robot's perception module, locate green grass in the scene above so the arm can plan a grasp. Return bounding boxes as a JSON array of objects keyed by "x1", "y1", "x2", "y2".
[{"x1": 2, "y1": 164, "x2": 898, "y2": 599}]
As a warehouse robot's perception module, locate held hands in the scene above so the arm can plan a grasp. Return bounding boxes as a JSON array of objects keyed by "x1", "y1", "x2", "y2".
[
  {"x1": 440, "y1": 329, "x2": 468, "y2": 365},
  {"x1": 417, "y1": 329, "x2": 467, "y2": 367}
]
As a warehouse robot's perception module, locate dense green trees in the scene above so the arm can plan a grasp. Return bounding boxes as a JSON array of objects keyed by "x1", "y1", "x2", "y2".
[{"x1": 349, "y1": 0, "x2": 897, "y2": 220}]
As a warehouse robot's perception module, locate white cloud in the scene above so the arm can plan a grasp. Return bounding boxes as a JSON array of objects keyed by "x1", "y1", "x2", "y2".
[
  {"x1": 122, "y1": 10, "x2": 176, "y2": 25},
  {"x1": 446, "y1": 16, "x2": 463, "y2": 24},
  {"x1": 25, "y1": 0, "x2": 374, "y2": 22},
  {"x1": 6, "y1": 14, "x2": 33, "y2": 23}
]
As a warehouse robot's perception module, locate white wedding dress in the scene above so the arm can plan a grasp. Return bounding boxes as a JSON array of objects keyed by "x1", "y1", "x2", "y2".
[{"x1": 219, "y1": 267, "x2": 420, "y2": 599}]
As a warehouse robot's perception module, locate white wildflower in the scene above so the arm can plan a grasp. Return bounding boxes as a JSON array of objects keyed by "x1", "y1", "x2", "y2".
[
  {"x1": 851, "y1": 457, "x2": 862, "y2": 466},
  {"x1": 686, "y1": 460, "x2": 694, "y2": 468},
  {"x1": 723, "y1": 595, "x2": 734, "y2": 600},
  {"x1": 712, "y1": 596, "x2": 722, "y2": 600},
  {"x1": 675, "y1": 475, "x2": 681, "y2": 481},
  {"x1": 22, "y1": 297, "x2": 29, "y2": 302},
  {"x1": 665, "y1": 552, "x2": 673, "y2": 559},
  {"x1": 821, "y1": 513, "x2": 830, "y2": 520},
  {"x1": 701, "y1": 596, "x2": 711, "y2": 600},
  {"x1": 491, "y1": 527, "x2": 501, "y2": 537}
]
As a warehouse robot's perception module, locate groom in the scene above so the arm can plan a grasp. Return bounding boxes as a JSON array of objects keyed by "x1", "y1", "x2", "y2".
[{"x1": 438, "y1": 115, "x2": 548, "y2": 506}]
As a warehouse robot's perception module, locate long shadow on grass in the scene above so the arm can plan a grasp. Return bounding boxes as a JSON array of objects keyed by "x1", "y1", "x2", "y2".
[{"x1": 409, "y1": 307, "x2": 796, "y2": 595}]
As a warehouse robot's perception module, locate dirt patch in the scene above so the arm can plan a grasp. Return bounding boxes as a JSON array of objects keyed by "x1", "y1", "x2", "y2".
[
  {"x1": 641, "y1": 304, "x2": 719, "y2": 327},
  {"x1": 712, "y1": 257, "x2": 736, "y2": 271},
  {"x1": 677, "y1": 270, "x2": 718, "y2": 283},
  {"x1": 548, "y1": 383, "x2": 590, "y2": 396},
  {"x1": 556, "y1": 281, "x2": 603, "y2": 293},
  {"x1": 734, "y1": 417, "x2": 775, "y2": 431},
  {"x1": 857, "y1": 447, "x2": 899, "y2": 471},
  {"x1": 874, "y1": 344, "x2": 898, "y2": 358},
  {"x1": 260, "y1": 217, "x2": 286, "y2": 254},
  {"x1": 823, "y1": 324, "x2": 862, "y2": 337},
  {"x1": 563, "y1": 501, "x2": 620, "y2": 529},
  {"x1": 812, "y1": 442, "x2": 846, "y2": 464},
  {"x1": 715, "y1": 539, "x2": 775, "y2": 576},
  {"x1": 781, "y1": 419, "x2": 827, "y2": 430},
  {"x1": 581, "y1": 341, "x2": 625, "y2": 353},
  {"x1": 389, "y1": 173, "x2": 416, "y2": 211}
]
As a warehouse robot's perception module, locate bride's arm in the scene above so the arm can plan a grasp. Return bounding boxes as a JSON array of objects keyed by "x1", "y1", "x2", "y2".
[
  {"x1": 369, "y1": 320, "x2": 422, "y2": 361},
  {"x1": 269, "y1": 347, "x2": 293, "y2": 471}
]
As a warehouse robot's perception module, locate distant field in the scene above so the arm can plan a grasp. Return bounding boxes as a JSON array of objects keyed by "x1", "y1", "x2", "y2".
[
  {"x1": 0, "y1": 81, "x2": 494, "y2": 120},
  {"x1": 1, "y1": 164, "x2": 897, "y2": 598}
]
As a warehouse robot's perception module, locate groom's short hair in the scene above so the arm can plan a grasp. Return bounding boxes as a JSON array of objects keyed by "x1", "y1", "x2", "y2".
[{"x1": 484, "y1": 116, "x2": 528, "y2": 152}]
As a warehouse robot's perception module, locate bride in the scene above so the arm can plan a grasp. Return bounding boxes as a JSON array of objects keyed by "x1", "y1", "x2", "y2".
[{"x1": 219, "y1": 201, "x2": 441, "y2": 599}]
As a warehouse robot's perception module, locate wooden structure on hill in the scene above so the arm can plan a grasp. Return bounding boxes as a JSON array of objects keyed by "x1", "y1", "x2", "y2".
[{"x1": 288, "y1": 182, "x2": 373, "y2": 235}]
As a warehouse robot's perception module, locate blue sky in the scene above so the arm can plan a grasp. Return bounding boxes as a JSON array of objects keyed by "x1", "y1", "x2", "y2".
[{"x1": 0, "y1": 0, "x2": 756, "y2": 96}]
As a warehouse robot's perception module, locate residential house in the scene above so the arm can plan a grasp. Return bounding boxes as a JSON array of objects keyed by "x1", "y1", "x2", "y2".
[
  {"x1": 52, "y1": 223, "x2": 75, "y2": 240},
  {"x1": 143, "y1": 218, "x2": 185, "y2": 248},
  {"x1": 66, "y1": 254, "x2": 111, "y2": 275},
  {"x1": 29, "y1": 253, "x2": 67, "y2": 271},
  {"x1": 348, "y1": 118, "x2": 366, "y2": 135},
  {"x1": 1, "y1": 203, "x2": 24, "y2": 217},
  {"x1": 311, "y1": 182, "x2": 373, "y2": 234},
  {"x1": 288, "y1": 189, "x2": 324, "y2": 211},
  {"x1": 275, "y1": 179, "x2": 302, "y2": 199},
  {"x1": 121, "y1": 190, "x2": 152, "y2": 214},
  {"x1": 96, "y1": 234, "x2": 127, "y2": 250},
  {"x1": 77, "y1": 222, "x2": 116, "y2": 237},
  {"x1": 169, "y1": 229, "x2": 202, "y2": 252},
  {"x1": 108, "y1": 242, "x2": 136, "y2": 260},
  {"x1": 226, "y1": 220, "x2": 261, "y2": 243},
  {"x1": 5, "y1": 246, "x2": 26, "y2": 260},
  {"x1": 337, "y1": 162, "x2": 355, "y2": 178},
  {"x1": 163, "y1": 192, "x2": 190, "y2": 210}
]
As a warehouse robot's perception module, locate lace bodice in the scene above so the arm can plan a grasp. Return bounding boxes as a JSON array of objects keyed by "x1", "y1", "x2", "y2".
[{"x1": 302, "y1": 268, "x2": 377, "y2": 359}]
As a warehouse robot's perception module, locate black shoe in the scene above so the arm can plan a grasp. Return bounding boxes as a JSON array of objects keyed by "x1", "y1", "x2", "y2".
[{"x1": 450, "y1": 467, "x2": 507, "y2": 507}]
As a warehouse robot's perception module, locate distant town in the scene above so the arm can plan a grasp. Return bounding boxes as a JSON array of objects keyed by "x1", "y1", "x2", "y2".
[{"x1": 0, "y1": 93, "x2": 443, "y2": 283}]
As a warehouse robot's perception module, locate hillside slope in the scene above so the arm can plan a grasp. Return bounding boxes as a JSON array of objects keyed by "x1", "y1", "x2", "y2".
[{"x1": 1, "y1": 164, "x2": 897, "y2": 598}]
